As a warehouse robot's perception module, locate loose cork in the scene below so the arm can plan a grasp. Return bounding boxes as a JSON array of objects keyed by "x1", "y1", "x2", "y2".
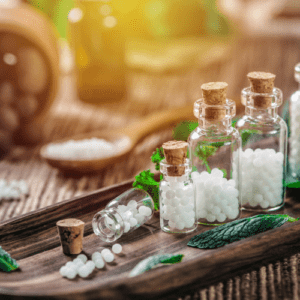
[
  {"x1": 57, "y1": 218, "x2": 85, "y2": 255},
  {"x1": 201, "y1": 82, "x2": 228, "y2": 105},
  {"x1": 162, "y1": 140, "x2": 188, "y2": 176},
  {"x1": 247, "y1": 72, "x2": 276, "y2": 108},
  {"x1": 201, "y1": 82, "x2": 228, "y2": 120}
]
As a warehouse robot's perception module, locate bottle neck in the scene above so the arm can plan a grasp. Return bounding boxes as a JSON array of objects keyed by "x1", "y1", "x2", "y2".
[
  {"x1": 198, "y1": 117, "x2": 233, "y2": 134},
  {"x1": 245, "y1": 105, "x2": 278, "y2": 119},
  {"x1": 92, "y1": 208, "x2": 124, "y2": 242}
]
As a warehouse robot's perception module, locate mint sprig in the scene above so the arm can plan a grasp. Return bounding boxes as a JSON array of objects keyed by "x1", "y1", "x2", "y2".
[
  {"x1": 0, "y1": 246, "x2": 19, "y2": 272},
  {"x1": 188, "y1": 214, "x2": 299, "y2": 249},
  {"x1": 129, "y1": 254, "x2": 184, "y2": 277}
]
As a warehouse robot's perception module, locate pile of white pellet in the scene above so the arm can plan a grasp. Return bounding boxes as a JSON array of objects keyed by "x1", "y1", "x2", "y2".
[
  {"x1": 192, "y1": 168, "x2": 239, "y2": 223},
  {"x1": 46, "y1": 138, "x2": 117, "y2": 160},
  {"x1": 59, "y1": 244, "x2": 122, "y2": 279},
  {"x1": 239, "y1": 148, "x2": 284, "y2": 208},
  {"x1": 106, "y1": 200, "x2": 152, "y2": 233},
  {"x1": 0, "y1": 179, "x2": 29, "y2": 201},
  {"x1": 289, "y1": 94, "x2": 300, "y2": 176},
  {"x1": 160, "y1": 182, "x2": 195, "y2": 230}
]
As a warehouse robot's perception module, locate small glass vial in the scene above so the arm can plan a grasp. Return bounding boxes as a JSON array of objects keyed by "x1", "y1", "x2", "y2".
[
  {"x1": 159, "y1": 141, "x2": 197, "y2": 234},
  {"x1": 235, "y1": 72, "x2": 287, "y2": 211},
  {"x1": 92, "y1": 188, "x2": 154, "y2": 242},
  {"x1": 289, "y1": 63, "x2": 300, "y2": 178},
  {"x1": 188, "y1": 82, "x2": 241, "y2": 225}
]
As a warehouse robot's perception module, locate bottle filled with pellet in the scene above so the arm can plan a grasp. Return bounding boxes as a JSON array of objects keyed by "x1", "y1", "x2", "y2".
[
  {"x1": 289, "y1": 64, "x2": 300, "y2": 178},
  {"x1": 159, "y1": 141, "x2": 197, "y2": 234},
  {"x1": 92, "y1": 188, "x2": 154, "y2": 242},
  {"x1": 188, "y1": 82, "x2": 241, "y2": 225},
  {"x1": 235, "y1": 72, "x2": 287, "y2": 211}
]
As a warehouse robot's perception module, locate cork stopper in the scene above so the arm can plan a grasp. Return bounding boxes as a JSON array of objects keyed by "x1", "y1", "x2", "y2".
[
  {"x1": 201, "y1": 82, "x2": 228, "y2": 105},
  {"x1": 247, "y1": 72, "x2": 276, "y2": 108},
  {"x1": 57, "y1": 218, "x2": 85, "y2": 255},
  {"x1": 162, "y1": 140, "x2": 188, "y2": 176},
  {"x1": 201, "y1": 82, "x2": 228, "y2": 120}
]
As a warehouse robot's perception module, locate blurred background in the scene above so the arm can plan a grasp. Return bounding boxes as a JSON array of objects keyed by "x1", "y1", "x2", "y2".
[
  {"x1": 0, "y1": 0, "x2": 300, "y2": 152},
  {"x1": 0, "y1": 0, "x2": 300, "y2": 220}
]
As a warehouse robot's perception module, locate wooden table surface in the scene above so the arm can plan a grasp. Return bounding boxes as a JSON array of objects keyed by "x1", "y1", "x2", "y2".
[{"x1": 1, "y1": 34, "x2": 300, "y2": 299}]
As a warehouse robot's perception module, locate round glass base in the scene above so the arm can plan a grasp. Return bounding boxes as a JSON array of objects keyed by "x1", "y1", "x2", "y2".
[
  {"x1": 161, "y1": 226, "x2": 197, "y2": 234},
  {"x1": 242, "y1": 202, "x2": 284, "y2": 212}
]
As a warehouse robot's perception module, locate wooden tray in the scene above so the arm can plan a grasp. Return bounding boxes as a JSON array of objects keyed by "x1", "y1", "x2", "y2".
[{"x1": 1, "y1": 180, "x2": 300, "y2": 300}]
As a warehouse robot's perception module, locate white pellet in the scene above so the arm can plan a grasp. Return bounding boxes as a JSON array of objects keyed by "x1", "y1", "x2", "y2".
[
  {"x1": 66, "y1": 268, "x2": 77, "y2": 279},
  {"x1": 124, "y1": 222, "x2": 130, "y2": 233},
  {"x1": 139, "y1": 206, "x2": 152, "y2": 217},
  {"x1": 85, "y1": 260, "x2": 95, "y2": 273},
  {"x1": 77, "y1": 254, "x2": 88, "y2": 263},
  {"x1": 95, "y1": 258, "x2": 105, "y2": 269},
  {"x1": 101, "y1": 249, "x2": 111, "y2": 256},
  {"x1": 127, "y1": 200, "x2": 137, "y2": 209},
  {"x1": 102, "y1": 252, "x2": 114, "y2": 263},
  {"x1": 112, "y1": 243, "x2": 122, "y2": 254},
  {"x1": 78, "y1": 265, "x2": 90, "y2": 278},
  {"x1": 92, "y1": 252, "x2": 102, "y2": 262},
  {"x1": 59, "y1": 266, "x2": 69, "y2": 277},
  {"x1": 45, "y1": 138, "x2": 123, "y2": 160},
  {"x1": 129, "y1": 217, "x2": 138, "y2": 227}
]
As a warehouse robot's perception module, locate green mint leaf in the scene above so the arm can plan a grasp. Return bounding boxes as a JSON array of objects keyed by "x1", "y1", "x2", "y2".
[
  {"x1": 172, "y1": 121, "x2": 198, "y2": 141},
  {"x1": 0, "y1": 246, "x2": 19, "y2": 272},
  {"x1": 220, "y1": 168, "x2": 227, "y2": 178},
  {"x1": 129, "y1": 254, "x2": 184, "y2": 277},
  {"x1": 133, "y1": 170, "x2": 160, "y2": 211},
  {"x1": 151, "y1": 148, "x2": 165, "y2": 171},
  {"x1": 187, "y1": 214, "x2": 298, "y2": 249}
]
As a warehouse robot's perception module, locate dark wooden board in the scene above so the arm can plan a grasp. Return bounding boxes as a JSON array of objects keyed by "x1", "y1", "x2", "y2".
[{"x1": 0, "y1": 180, "x2": 300, "y2": 300}]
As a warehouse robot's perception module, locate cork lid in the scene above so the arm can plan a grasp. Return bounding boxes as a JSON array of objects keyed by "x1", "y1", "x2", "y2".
[
  {"x1": 57, "y1": 218, "x2": 85, "y2": 255},
  {"x1": 201, "y1": 82, "x2": 228, "y2": 105},
  {"x1": 247, "y1": 72, "x2": 276, "y2": 108},
  {"x1": 162, "y1": 140, "x2": 188, "y2": 176},
  {"x1": 200, "y1": 82, "x2": 228, "y2": 120},
  {"x1": 247, "y1": 72, "x2": 275, "y2": 93}
]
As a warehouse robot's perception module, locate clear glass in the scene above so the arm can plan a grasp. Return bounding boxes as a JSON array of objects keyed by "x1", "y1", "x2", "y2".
[
  {"x1": 289, "y1": 63, "x2": 300, "y2": 178},
  {"x1": 159, "y1": 159, "x2": 197, "y2": 234},
  {"x1": 235, "y1": 87, "x2": 287, "y2": 211},
  {"x1": 188, "y1": 99, "x2": 241, "y2": 225},
  {"x1": 68, "y1": 0, "x2": 126, "y2": 104},
  {"x1": 92, "y1": 188, "x2": 154, "y2": 242}
]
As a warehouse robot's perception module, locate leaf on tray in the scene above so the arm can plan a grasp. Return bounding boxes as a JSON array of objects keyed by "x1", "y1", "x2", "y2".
[
  {"x1": 129, "y1": 254, "x2": 184, "y2": 277},
  {"x1": 0, "y1": 246, "x2": 19, "y2": 272},
  {"x1": 187, "y1": 214, "x2": 299, "y2": 249}
]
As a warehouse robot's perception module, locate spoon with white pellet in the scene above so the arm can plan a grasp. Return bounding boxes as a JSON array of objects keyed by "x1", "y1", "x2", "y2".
[{"x1": 40, "y1": 105, "x2": 194, "y2": 173}]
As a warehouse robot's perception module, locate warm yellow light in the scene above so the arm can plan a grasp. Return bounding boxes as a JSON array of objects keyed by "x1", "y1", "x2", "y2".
[
  {"x1": 99, "y1": 4, "x2": 111, "y2": 16},
  {"x1": 0, "y1": 0, "x2": 20, "y2": 9},
  {"x1": 103, "y1": 16, "x2": 117, "y2": 28},
  {"x1": 3, "y1": 53, "x2": 17, "y2": 65},
  {"x1": 68, "y1": 8, "x2": 83, "y2": 23}
]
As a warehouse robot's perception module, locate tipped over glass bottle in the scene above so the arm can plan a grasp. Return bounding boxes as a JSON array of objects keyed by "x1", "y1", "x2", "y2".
[
  {"x1": 289, "y1": 63, "x2": 300, "y2": 178},
  {"x1": 159, "y1": 141, "x2": 197, "y2": 234},
  {"x1": 188, "y1": 82, "x2": 241, "y2": 225},
  {"x1": 235, "y1": 72, "x2": 287, "y2": 211},
  {"x1": 92, "y1": 188, "x2": 154, "y2": 242}
]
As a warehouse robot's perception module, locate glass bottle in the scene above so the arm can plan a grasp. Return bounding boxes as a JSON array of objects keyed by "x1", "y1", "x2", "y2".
[
  {"x1": 235, "y1": 72, "x2": 287, "y2": 211},
  {"x1": 159, "y1": 141, "x2": 197, "y2": 234},
  {"x1": 188, "y1": 82, "x2": 241, "y2": 225},
  {"x1": 92, "y1": 188, "x2": 154, "y2": 242},
  {"x1": 68, "y1": 0, "x2": 126, "y2": 104},
  {"x1": 289, "y1": 63, "x2": 300, "y2": 178}
]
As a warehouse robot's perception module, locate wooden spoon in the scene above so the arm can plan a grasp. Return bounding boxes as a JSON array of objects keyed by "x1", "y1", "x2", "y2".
[{"x1": 40, "y1": 105, "x2": 195, "y2": 173}]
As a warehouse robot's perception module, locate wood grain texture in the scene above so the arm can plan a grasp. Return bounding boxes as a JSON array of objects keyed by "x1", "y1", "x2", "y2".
[
  {"x1": 0, "y1": 33, "x2": 300, "y2": 299},
  {"x1": 0, "y1": 182, "x2": 300, "y2": 300}
]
